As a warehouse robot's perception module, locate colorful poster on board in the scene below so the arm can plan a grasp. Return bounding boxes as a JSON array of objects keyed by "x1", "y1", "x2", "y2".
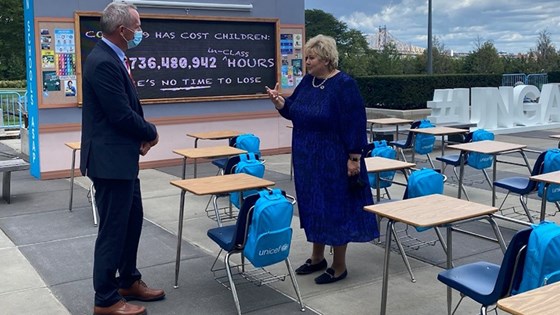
[
  {"x1": 64, "y1": 79, "x2": 77, "y2": 96},
  {"x1": 280, "y1": 34, "x2": 293, "y2": 55},
  {"x1": 56, "y1": 53, "x2": 76, "y2": 76},
  {"x1": 42, "y1": 71, "x2": 60, "y2": 92},
  {"x1": 54, "y1": 29, "x2": 75, "y2": 53},
  {"x1": 294, "y1": 33, "x2": 303, "y2": 49},
  {"x1": 292, "y1": 59, "x2": 303, "y2": 76},
  {"x1": 41, "y1": 50, "x2": 55, "y2": 68}
]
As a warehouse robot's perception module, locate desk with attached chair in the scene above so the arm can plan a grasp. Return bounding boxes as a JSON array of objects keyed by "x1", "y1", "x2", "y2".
[
  {"x1": 173, "y1": 146, "x2": 246, "y2": 179},
  {"x1": 186, "y1": 130, "x2": 242, "y2": 177},
  {"x1": 449, "y1": 140, "x2": 531, "y2": 206},
  {"x1": 364, "y1": 194, "x2": 505, "y2": 315},
  {"x1": 170, "y1": 173, "x2": 275, "y2": 288}
]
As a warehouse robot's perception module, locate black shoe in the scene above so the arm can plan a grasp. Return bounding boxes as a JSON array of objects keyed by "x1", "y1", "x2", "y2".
[
  {"x1": 314, "y1": 268, "x2": 347, "y2": 284},
  {"x1": 295, "y1": 258, "x2": 328, "y2": 275}
]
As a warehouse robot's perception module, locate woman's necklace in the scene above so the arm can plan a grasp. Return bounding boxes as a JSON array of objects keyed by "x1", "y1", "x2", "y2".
[{"x1": 312, "y1": 71, "x2": 335, "y2": 89}]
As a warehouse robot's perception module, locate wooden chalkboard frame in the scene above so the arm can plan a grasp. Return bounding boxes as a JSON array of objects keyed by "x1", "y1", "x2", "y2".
[{"x1": 75, "y1": 12, "x2": 279, "y2": 105}]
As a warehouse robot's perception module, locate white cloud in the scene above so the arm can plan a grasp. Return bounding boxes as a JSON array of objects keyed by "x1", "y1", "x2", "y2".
[{"x1": 305, "y1": 0, "x2": 560, "y2": 53}]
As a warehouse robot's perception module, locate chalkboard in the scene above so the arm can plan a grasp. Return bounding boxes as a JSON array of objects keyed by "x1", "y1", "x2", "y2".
[{"x1": 76, "y1": 13, "x2": 278, "y2": 103}]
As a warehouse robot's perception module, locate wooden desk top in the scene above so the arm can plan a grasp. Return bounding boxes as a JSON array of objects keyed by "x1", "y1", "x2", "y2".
[
  {"x1": 549, "y1": 134, "x2": 560, "y2": 140},
  {"x1": 530, "y1": 170, "x2": 560, "y2": 185},
  {"x1": 411, "y1": 126, "x2": 469, "y2": 136},
  {"x1": 65, "y1": 142, "x2": 81, "y2": 150},
  {"x1": 497, "y1": 281, "x2": 560, "y2": 315},
  {"x1": 170, "y1": 173, "x2": 274, "y2": 195},
  {"x1": 173, "y1": 146, "x2": 246, "y2": 159},
  {"x1": 367, "y1": 118, "x2": 413, "y2": 125},
  {"x1": 364, "y1": 194, "x2": 497, "y2": 228},
  {"x1": 448, "y1": 140, "x2": 526, "y2": 154},
  {"x1": 365, "y1": 156, "x2": 415, "y2": 172},
  {"x1": 186, "y1": 130, "x2": 242, "y2": 140}
]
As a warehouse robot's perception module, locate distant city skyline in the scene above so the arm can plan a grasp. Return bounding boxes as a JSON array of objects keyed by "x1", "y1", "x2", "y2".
[{"x1": 305, "y1": 0, "x2": 560, "y2": 54}]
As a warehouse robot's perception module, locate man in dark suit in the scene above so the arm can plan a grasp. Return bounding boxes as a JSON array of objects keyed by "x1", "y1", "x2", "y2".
[{"x1": 81, "y1": 3, "x2": 164, "y2": 315}]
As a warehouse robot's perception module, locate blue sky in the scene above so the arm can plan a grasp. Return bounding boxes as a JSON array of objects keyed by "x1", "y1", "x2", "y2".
[{"x1": 304, "y1": 0, "x2": 560, "y2": 54}]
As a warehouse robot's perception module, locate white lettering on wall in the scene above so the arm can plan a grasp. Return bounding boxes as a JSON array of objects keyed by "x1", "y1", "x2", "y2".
[{"x1": 427, "y1": 84, "x2": 560, "y2": 130}]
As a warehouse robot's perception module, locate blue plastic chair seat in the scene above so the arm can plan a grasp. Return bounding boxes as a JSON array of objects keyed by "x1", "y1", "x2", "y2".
[
  {"x1": 207, "y1": 224, "x2": 237, "y2": 251},
  {"x1": 389, "y1": 139, "x2": 407, "y2": 148},
  {"x1": 494, "y1": 177, "x2": 533, "y2": 195},
  {"x1": 212, "y1": 157, "x2": 228, "y2": 169},
  {"x1": 436, "y1": 154, "x2": 462, "y2": 167},
  {"x1": 438, "y1": 262, "x2": 500, "y2": 306},
  {"x1": 437, "y1": 227, "x2": 532, "y2": 313}
]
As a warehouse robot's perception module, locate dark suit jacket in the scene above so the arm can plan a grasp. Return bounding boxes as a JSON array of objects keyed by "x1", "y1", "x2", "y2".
[{"x1": 80, "y1": 40, "x2": 157, "y2": 180}]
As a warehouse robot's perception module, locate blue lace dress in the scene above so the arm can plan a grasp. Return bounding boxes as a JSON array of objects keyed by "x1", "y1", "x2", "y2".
[{"x1": 279, "y1": 72, "x2": 379, "y2": 246}]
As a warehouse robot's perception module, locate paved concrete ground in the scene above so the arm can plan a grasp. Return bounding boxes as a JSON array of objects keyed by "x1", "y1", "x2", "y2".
[{"x1": 1, "y1": 128, "x2": 560, "y2": 315}]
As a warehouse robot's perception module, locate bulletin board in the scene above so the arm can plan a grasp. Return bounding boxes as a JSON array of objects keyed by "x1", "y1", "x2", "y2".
[
  {"x1": 278, "y1": 25, "x2": 305, "y2": 95},
  {"x1": 36, "y1": 18, "x2": 79, "y2": 109},
  {"x1": 34, "y1": 16, "x2": 299, "y2": 107}
]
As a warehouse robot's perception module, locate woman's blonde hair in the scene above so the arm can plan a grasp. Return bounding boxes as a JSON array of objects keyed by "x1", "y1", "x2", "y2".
[{"x1": 305, "y1": 34, "x2": 339, "y2": 71}]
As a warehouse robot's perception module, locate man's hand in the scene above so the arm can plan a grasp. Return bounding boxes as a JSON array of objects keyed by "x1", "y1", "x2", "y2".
[
  {"x1": 140, "y1": 142, "x2": 151, "y2": 156},
  {"x1": 149, "y1": 133, "x2": 159, "y2": 147}
]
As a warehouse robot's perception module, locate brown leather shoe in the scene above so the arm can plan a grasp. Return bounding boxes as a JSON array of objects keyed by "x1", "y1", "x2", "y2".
[
  {"x1": 93, "y1": 299, "x2": 146, "y2": 315},
  {"x1": 118, "y1": 279, "x2": 165, "y2": 302}
]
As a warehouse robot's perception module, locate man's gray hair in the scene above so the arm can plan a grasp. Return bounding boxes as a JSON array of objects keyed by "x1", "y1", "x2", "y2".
[{"x1": 100, "y1": 2, "x2": 137, "y2": 35}]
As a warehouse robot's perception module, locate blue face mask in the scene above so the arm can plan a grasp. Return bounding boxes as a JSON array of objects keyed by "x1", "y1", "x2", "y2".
[{"x1": 123, "y1": 27, "x2": 143, "y2": 49}]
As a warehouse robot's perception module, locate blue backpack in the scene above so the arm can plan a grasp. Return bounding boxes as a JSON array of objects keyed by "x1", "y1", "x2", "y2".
[
  {"x1": 406, "y1": 168, "x2": 444, "y2": 232},
  {"x1": 538, "y1": 149, "x2": 560, "y2": 202},
  {"x1": 230, "y1": 153, "x2": 265, "y2": 208},
  {"x1": 467, "y1": 129, "x2": 494, "y2": 169},
  {"x1": 414, "y1": 119, "x2": 436, "y2": 154},
  {"x1": 516, "y1": 221, "x2": 560, "y2": 294},
  {"x1": 233, "y1": 133, "x2": 261, "y2": 155},
  {"x1": 244, "y1": 189, "x2": 294, "y2": 267},
  {"x1": 368, "y1": 140, "x2": 397, "y2": 189}
]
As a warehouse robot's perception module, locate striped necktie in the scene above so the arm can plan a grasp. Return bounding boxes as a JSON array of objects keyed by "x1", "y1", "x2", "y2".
[{"x1": 124, "y1": 57, "x2": 134, "y2": 83}]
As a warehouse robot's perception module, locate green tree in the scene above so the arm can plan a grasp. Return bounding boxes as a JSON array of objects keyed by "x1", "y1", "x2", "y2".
[
  {"x1": 0, "y1": 0, "x2": 25, "y2": 80},
  {"x1": 416, "y1": 37, "x2": 460, "y2": 74},
  {"x1": 305, "y1": 9, "x2": 371, "y2": 76},
  {"x1": 367, "y1": 43, "x2": 403, "y2": 75},
  {"x1": 531, "y1": 29, "x2": 558, "y2": 72},
  {"x1": 462, "y1": 38, "x2": 504, "y2": 74}
]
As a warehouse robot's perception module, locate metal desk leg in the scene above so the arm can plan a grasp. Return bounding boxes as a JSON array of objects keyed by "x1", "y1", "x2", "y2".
[
  {"x1": 492, "y1": 154, "x2": 497, "y2": 207},
  {"x1": 411, "y1": 134, "x2": 416, "y2": 163},
  {"x1": 540, "y1": 183, "x2": 549, "y2": 222},
  {"x1": 193, "y1": 139, "x2": 199, "y2": 178},
  {"x1": 440, "y1": 135, "x2": 445, "y2": 171},
  {"x1": 487, "y1": 216, "x2": 506, "y2": 253},
  {"x1": 446, "y1": 225, "x2": 453, "y2": 315},
  {"x1": 290, "y1": 152, "x2": 293, "y2": 181},
  {"x1": 181, "y1": 157, "x2": 187, "y2": 179},
  {"x1": 458, "y1": 152, "x2": 465, "y2": 199},
  {"x1": 380, "y1": 219, "x2": 394, "y2": 315},
  {"x1": 395, "y1": 125, "x2": 399, "y2": 142},
  {"x1": 376, "y1": 173, "x2": 381, "y2": 202},
  {"x1": 69, "y1": 148, "x2": 77, "y2": 211},
  {"x1": 174, "y1": 190, "x2": 187, "y2": 288},
  {"x1": 520, "y1": 149, "x2": 532, "y2": 173}
]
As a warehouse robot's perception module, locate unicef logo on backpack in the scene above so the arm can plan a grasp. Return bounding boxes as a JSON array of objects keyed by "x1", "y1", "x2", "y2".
[{"x1": 258, "y1": 243, "x2": 290, "y2": 257}]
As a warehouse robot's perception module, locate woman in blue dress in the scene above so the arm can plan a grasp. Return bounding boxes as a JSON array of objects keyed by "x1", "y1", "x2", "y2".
[{"x1": 266, "y1": 34, "x2": 379, "y2": 284}]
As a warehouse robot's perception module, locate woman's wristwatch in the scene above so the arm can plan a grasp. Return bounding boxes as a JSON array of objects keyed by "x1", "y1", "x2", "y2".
[{"x1": 349, "y1": 156, "x2": 360, "y2": 162}]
